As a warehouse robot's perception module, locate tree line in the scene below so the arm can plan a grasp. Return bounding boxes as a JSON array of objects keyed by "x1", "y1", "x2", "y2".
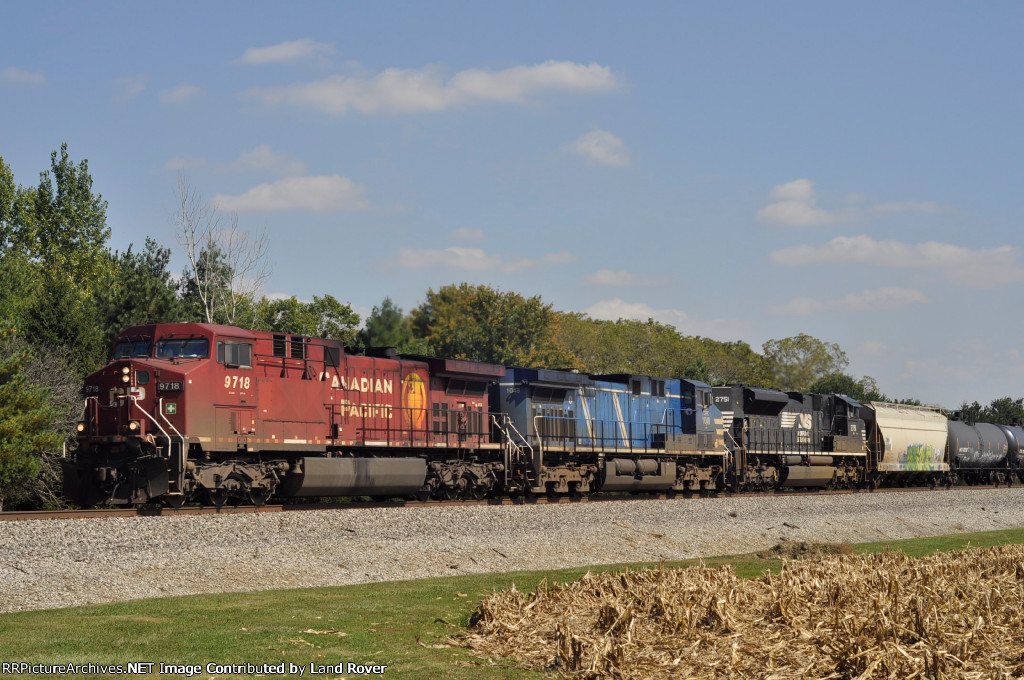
[{"x1": 0, "y1": 145, "x2": 1014, "y2": 508}]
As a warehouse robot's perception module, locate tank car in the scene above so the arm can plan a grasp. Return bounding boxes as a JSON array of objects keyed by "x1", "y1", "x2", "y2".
[
  {"x1": 995, "y1": 423, "x2": 1024, "y2": 484},
  {"x1": 64, "y1": 323, "x2": 507, "y2": 507},
  {"x1": 946, "y1": 418, "x2": 1019, "y2": 486}
]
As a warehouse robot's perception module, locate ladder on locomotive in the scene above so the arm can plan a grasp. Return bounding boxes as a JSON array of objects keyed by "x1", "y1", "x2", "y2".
[{"x1": 492, "y1": 415, "x2": 537, "y2": 492}]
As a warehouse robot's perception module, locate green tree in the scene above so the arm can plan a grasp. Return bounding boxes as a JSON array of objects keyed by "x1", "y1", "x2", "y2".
[
  {"x1": 982, "y1": 396, "x2": 1024, "y2": 425},
  {"x1": 692, "y1": 338, "x2": 775, "y2": 387},
  {"x1": 762, "y1": 333, "x2": 849, "y2": 392},
  {"x1": 1, "y1": 146, "x2": 114, "y2": 376},
  {"x1": 554, "y1": 314, "x2": 686, "y2": 376},
  {"x1": 1, "y1": 157, "x2": 44, "y2": 331},
  {"x1": 31, "y1": 144, "x2": 111, "y2": 289},
  {"x1": 359, "y1": 297, "x2": 431, "y2": 354},
  {"x1": 96, "y1": 238, "x2": 183, "y2": 351},
  {"x1": 960, "y1": 396, "x2": 1024, "y2": 425},
  {"x1": 254, "y1": 295, "x2": 360, "y2": 346},
  {"x1": 553, "y1": 313, "x2": 779, "y2": 385},
  {"x1": 0, "y1": 330, "x2": 63, "y2": 510},
  {"x1": 23, "y1": 261, "x2": 106, "y2": 374},
  {"x1": 809, "y1": 373, "x2": 886, "y2": 402},
  {"x1": 0, "y1": 157, "x2": 18, "y2": 248},
  {"x1": 411, "y1": 283, "x2": 570, "y2": 366}
]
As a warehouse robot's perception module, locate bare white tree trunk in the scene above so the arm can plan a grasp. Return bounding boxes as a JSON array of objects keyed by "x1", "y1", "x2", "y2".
[
  {"x1": 173, "y1": 174, "x2": 270, "y2": 325},
  {"x1": 221, "y1": 213, "x2": 271, "y2": 325}
]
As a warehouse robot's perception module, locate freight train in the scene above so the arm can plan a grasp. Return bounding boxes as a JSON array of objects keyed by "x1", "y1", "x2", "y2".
[{"x1": 63, "y1": 322, "x2": 1024, "y2": 507}]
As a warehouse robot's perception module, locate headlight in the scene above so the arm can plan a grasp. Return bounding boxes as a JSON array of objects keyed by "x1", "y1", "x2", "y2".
[
  {"x1": 76, "y1": 422, "x2": 86, "y2": 433},
  {"x1": 127, "y1": 420, "x2": 141, "y2": 433},
  {"x1": 121, "y1": 373, "x2": 131, "y2": 383},
  {"x1": 121, "y1": 366, "x2": 131, "y2": 375}
]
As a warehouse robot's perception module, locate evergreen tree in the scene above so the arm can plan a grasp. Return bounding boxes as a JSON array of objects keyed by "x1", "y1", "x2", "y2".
[{"x1": 0, "y1": 330, "x2": 63, "y2": 510}]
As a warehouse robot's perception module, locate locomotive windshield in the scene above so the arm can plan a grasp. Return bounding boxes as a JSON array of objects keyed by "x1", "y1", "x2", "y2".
[
  {"x1": 112, "y1": 339, "x2": 151, "y2": 359},
  {"x1": 155, "y1": 337, "x2": 210, "y2": 359}
]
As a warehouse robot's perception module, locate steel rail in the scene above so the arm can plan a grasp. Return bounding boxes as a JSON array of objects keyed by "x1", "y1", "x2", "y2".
[{"x1": 0, "y1": 484, "x2": 1009, "y2": 522}]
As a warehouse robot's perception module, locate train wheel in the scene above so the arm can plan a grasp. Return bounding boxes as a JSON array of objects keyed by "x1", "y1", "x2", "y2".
[
  {"x1": 163, "y1": 494, "x2": 186, "y2": 509},
  {"x1": 248, "y1": 488, "x2": 271, "y2": 507},
  {"x1": 206, "y1": 488, "x2": 230, "y2": 508}
]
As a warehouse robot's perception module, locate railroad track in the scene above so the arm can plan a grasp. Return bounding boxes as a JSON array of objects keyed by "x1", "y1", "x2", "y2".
[{"x1": 0, "y1": 483, "x2": 998, "y2": 522}]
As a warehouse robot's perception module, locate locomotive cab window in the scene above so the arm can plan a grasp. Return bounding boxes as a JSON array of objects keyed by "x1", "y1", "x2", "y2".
[
  {"x1": 112, "y1": 339, "x2": 151, "y2": 359},
  {"x1": 155, "y1": 337, "x2": 209, "y2": 359},
  {"x1": 447, "y1": 379, "x2": 487, "y2": 397},
  {"x1": 533, "y1": 387, "x2": 568, "y2": 403},
  {"x1": 217, "y1": 341, "x2": 253, "y2": 368}
]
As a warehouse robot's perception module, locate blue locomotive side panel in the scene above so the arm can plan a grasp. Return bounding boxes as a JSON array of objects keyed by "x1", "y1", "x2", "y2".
[
  {"x1": 494, "y1": 368, "x2": 688, "y2": 451},
  {"x1": 588, "y1": 374, "x2": 680, "y2": 449}
]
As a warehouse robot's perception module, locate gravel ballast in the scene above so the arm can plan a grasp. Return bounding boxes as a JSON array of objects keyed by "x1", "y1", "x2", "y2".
[{"x1": 2, "y1": 487, "x2": 1023, "y2": 613}]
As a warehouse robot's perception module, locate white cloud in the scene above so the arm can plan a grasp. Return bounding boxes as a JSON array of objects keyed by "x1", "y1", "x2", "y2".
[
  {"x1": 772, "y1": 287, "x2": 928, "y2": 316},
  {"x1": 769, "y1": 178, "x2": 815, "y2": 202},
  {"x1": 235, "y1": 39, "x2": 335, "y2": 65},
  {"x1": 113, "y1": 75, "x2": 147, "y2": 102},
  {"x1": 542, "y1": 252, "x2": 577, "y2": 264},
  {"x1": 860, "y1": 340, "x2": 888, "y2": 357},
  {"x1": 159, "y1": 84, "x2": 200, "y2": 104},
  {"x1": 759, "y1": 179, "x2": 955, "y2": 227},
  {"x1": 396, "y1": 247, "x2": 576, "y2": 274},
  {"x1": 585, "y1": 298, "x2": 751, "y2": 340},
  {"x1": 212, "y1": 175, "x2": 368, "y2": 212},
  {"x1": 570, "y1": 129, "x2": 630, "y2": 166},
  {"x1": 247, "y1": 60, "x2": 620, "y2": 115},
  {"x1": 1, "y1": 67, "x2": 45, "y2": 85},
  {"x1": 757, "y1": 179, "x2": 841, "y2": 227},
  {"x1": 221, "y1": 145, "x2": 307, "y2": 176},
  {"x1": 163, "y1": 156, "x2": 207, "y2": 171},
  {"x1": 449, "y1": 227, "x2": 485, "y2": 242},
  {"x1": 872, "y1": 201, "x2": 952, "y2": 214},
  {"x1": 769, "y1": 235, "x2": 1024, "y2": 287},
  {"x1": 583, "y1": 268, "x2": 673, "y2": 286},
  {"x1": 584, "y1": 269, "x2": 636, "y2": 285}
]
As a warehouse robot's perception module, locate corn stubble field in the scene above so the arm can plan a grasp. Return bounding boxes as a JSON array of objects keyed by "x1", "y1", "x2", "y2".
[{"x1": 460, "y1": 544, "x2": 1024, "y2": 679}]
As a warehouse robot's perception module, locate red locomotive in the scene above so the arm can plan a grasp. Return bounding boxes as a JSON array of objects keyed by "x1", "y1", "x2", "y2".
[{"x1": 64, "y1": 322, "x2": 507, "y2": 506}]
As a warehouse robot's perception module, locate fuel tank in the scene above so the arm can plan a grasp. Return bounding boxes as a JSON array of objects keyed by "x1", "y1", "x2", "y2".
[{"x1": 278, "y1": 457, "x2": 427, "y2": 497}]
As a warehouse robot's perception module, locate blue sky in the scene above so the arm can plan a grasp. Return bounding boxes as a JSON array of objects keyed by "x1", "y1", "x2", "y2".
[{"x1": 3, "y1": 1, "x2": 1023, "y2": 408}]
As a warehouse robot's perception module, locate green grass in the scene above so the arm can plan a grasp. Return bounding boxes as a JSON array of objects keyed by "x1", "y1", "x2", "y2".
[{"x1": 3, "y1": 527, "x2": 1024, "y2": 679}]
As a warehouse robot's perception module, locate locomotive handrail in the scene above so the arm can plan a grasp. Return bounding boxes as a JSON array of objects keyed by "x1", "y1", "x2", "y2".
[
  {"x1": 155, "y1": 397, "x2": 188, "y2": 451},
  {"x1": 532, "y1": 413, "x2": 669, "y2": 452},
  {"x1": 492, "y1": 414, "x2": 535, "y2": 488},
  {"x1": 154, "y1": 397, "x2": 188, "y2": 497},
  {"x1": 130, "y1": 395, "x2": 176, "y2": 448}
]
